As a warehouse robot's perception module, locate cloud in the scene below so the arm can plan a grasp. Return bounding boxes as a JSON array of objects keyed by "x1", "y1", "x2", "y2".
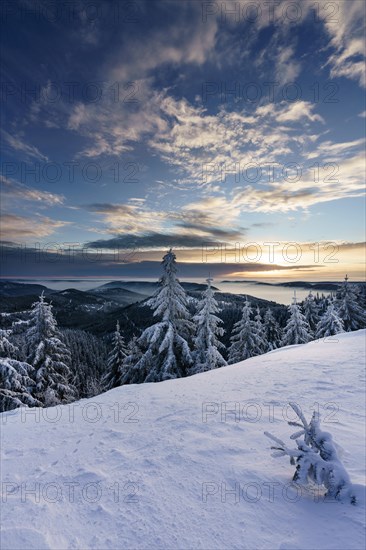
[
  {"x1": 84, "y1": 202, "x2": 167, "y2": 234},
  {"x1": 175, "y1": 221, "x2": 243, "y2": 241},
  {"x1": 308, "y1": 137, "x2": 365, "y2": 159},
  {"x1": 334, "y1": 241, "x2": 365, "y2": 251},
  {"x1": 1, "y1": 130, "x2": 49, "y2": 162},
  {"x1": 0, "y1": 239, "x2": 319, "y2": 280},
  {"x1": 1, "y1": 236, "x2": 363, "y2": 280},
  {"x1": 223, "y1": 0, "x2": 365, "y2": 88},
  {"x1": 320, "y1": 0, "x2": 366, "y2": 87},
  {"x1": 273, "y1": 46, "x2": 301, "y2": 84},
  {"x1": 1, "y1": 176, "x2": 65, "y2": 206},
  {"x1": 275, "y1": 102, "x2": 324, "y2": 124},
  {"x1": 83, "y1": 197, "x2": 246, "y2": 248},
  {"x1": 108, "y1": 2, "x2": 218, "y2": 81},
  {"x1": 31, "y1": 3, "x2": 217, "y2": 159},
  {"x1": 86, "y1": 231, "x2": 224, "y2": 250},
  {"x1": 1, "y1": 213, "x2": 69, "y2": 240},
  {"x1": 175, "y1": 134, "x2": 365, "y2": 215},
  {"x1": 232, "y1": 151, "x2": 365, "y2": 212},
  {"x1": 64, "y1": 77, "x2": 179, "y2": 159},
  {"x1": 147, "y1": 97, "x2": 309, "y2": 185}
]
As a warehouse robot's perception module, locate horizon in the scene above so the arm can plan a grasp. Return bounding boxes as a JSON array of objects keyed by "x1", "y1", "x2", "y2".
[{"x1": 2, "y1": 275, "x2": 365, "y2": 284}]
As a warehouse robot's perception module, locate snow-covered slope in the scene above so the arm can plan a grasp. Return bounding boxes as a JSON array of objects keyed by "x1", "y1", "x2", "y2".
[{"x1": 1, "y1": 331, "x2": 365, "y2": 550}]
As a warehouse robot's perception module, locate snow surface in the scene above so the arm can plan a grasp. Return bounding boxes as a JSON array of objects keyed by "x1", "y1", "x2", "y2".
[{"x1": 1, "y1": 330, "x2": 365, "y2": 550}]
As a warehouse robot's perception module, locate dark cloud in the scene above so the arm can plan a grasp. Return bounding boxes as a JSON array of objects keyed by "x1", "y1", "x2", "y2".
[
  {"x1": 84, "y1": 204, "x2": 134, "y2": 213},
  {"x1": 86, "y1": 232, "x2": 222, "y2": 250},
  {"x1": 175, "y1": 222, "x2": 245, "y2": 240},
  {"x1": 1, "y1": 241, "x2": 320, "y2": 279}
]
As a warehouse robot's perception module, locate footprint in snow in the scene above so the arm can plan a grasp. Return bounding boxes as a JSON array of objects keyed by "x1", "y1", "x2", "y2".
[{"x1": 4, "y1": 449, "x2": 23, "y2": 457}]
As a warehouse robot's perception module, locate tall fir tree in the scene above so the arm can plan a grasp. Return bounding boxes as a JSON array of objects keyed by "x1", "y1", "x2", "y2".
[
  {"x1": 282, "y1": 292, "x2": 312, "y2": 346},
  {"x1": 263, "y1": 307, "x2": 282, "y2": 351},
  {"x1": 315, "y1": 301, "x2": 344, "y2": 339},
  {"x1": 302, "y1": 291, "x2": 320, "y2": 336},
  {"x1": 129, "y1": 250, "x2": 193, "y2": 382},
  {"x1": 0, "y1": 328, "x2": 41, "y2": 412},
  {"x1": 26, "y1": 293, "x2": 76, "y2": 405},
  {"x1": 0, "y1": 358, "x2": 42, "y2": 412},
  {"x1": 336, "y1": 275, "x2": 366, "y2": 332},
  {"x1": 228, "y1": 298, "x2": 262, "y2": 363},
  {"x1": 102, "y1": 321, "x2": 128, "y2": 390},
  {"x1": 120, "y1": 336, "x2": 143, "y2": 384},
  {"x1": 253, "y1": 306, "x2": 266, "y2": 354},
  {"x1": 0, "y1": 329, "x2": 17, "y2": 358},
  {"x1": 191, "y1": 277, "x2": 227, "y2": 374}
]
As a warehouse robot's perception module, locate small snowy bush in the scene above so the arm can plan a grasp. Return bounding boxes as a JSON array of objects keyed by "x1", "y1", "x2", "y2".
[{"x1": 265, "y1": 402, "x2": 356, "y2": 504}]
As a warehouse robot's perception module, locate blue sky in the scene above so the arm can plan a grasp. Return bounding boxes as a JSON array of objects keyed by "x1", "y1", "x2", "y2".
[{"x1": 1, "y1": 0, "x2": 365, "y2": 280}]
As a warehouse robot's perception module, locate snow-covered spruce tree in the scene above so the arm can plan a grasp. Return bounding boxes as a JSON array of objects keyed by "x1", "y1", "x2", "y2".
[
  {"x1": 302, "y1": 291, "x2": 320, "y2": 336},
  {"x1": 102, "y1": 321, "x2": 128, "y2": 390},
  {"x1": 253, "y1": 306, "x2": 267, "y2": 354},
  {"x1": 26, "y1": 293, "x2": 76, "y2": 405},
  {"x1": 263, "y1": 308, "x2": 282, "y2": 351},
  {"x1": 228, "y1": 298, "x2": 262, "y2": 363},
  {"x1": 191, "y1": 277, "x2": 227, "y2": 374},
  {"x1": 0, "y1": 358, "x2": 41, "y2": 412},
  {"x1": 120, "y1": 336, "x2": 143, "y2": 385},
  {"x1": 358, "y1": 284, "x2": 366, "y2": 310},
  {"x1": 0, "y1": 328, "x2": 41, "y2": 412},
  {"x1": 316, "y1": 293, "x2": 330, "y2": 317},
  {"x1": 281, "y1": 293, "x2": 311, "y2": 346},
  {"x1": 0, "y1": 329, "x2": 17, "y2": 358},
  {"x1": 315, "y1": 301, "x2": 344, "y2": 339},
  {"x1": 128, "y1": 250, "x2": 193, "y2": 383},
  {"x1": 265, "y1": 402, "x2": 356, "y2": 503},
  {"x1": 336, "y1": 275, "x2": 366, "y2": 332}
]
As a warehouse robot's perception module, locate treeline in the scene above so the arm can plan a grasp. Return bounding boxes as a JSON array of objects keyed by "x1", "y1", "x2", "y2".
[{"x1": 1, "y1": 251, "x2": 365, "y2": 412}]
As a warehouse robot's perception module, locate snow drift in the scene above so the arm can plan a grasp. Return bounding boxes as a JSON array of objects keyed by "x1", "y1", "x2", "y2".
[{"x1": 1, "y1": 330, "x2": 365, "y2": 550}]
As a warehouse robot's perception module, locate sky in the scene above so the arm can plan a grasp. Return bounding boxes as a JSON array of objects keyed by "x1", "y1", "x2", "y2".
[{"x1": 1, "y1": 0, "x2": 365, "y2": 281}]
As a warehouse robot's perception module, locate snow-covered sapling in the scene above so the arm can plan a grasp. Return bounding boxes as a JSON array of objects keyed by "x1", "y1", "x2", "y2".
[{"x1": 265, "y1": 402, "x2": 356, "y2": 504}]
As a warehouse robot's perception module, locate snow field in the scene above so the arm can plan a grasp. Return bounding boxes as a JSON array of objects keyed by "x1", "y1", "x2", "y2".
[{"x1": 1, "y1": 330, "x2": 365, "y2": 549}]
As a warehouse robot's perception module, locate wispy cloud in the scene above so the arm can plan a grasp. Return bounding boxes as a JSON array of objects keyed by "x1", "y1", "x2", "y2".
[
  {"x1": 1, "y1": 213, "x2": 69, "y2": 240},
  {"x1": 1, "y1": 130, "x2": 49, "y2": 162},
  {"x1": 1, "y1": 176, "x2": 65, "y2": 206},
  {"x1": 83, "y1": 199, "x2": 245, "y2": 248},
  {"x1": 84, "y1": 202, "x2": 167, "y2": 234},
  {"x1": 320, "y1": 0, "x2": 366, "y2": 87}
]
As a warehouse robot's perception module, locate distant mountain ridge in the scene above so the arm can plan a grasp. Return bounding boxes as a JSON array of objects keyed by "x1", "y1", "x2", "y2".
[
  {"x1": 0, "y1": 280, "x2": 286, "y2": 339},
  {"x1": 90, "y1": 280, "x2": 219, "y2": 294}
]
